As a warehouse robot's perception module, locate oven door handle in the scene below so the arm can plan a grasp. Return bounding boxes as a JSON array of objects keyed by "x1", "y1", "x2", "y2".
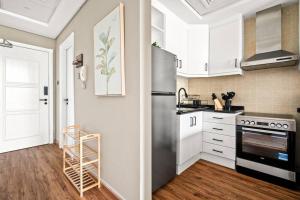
[{"x1": 241, "y1": 127, "x2": 287, "y2": 136}]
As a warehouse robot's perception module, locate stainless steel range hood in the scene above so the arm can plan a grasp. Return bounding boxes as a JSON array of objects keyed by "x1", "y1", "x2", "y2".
[{"x1": 241, "y1": 5, "x2": 299, "y2": 71}]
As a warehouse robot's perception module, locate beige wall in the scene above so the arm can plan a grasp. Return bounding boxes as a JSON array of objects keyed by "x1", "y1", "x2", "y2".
[
  {"x1": 188, "y1": 3, "x2": 300, "y2": 168},
  {"x1": 55, "y1": 0, "x2": 150, "y2": 199},
  {"x1": 0, "y1": 25, "x2": 55, "y2": 49}
]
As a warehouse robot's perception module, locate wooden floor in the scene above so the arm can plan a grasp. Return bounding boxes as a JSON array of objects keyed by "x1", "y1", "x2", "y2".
[
  {"x1": 153, "y1": 161, "x2": 300, "y2": 200},
  {"x1": 0, "y1": 144, "x2": 117, "y2": 200}
]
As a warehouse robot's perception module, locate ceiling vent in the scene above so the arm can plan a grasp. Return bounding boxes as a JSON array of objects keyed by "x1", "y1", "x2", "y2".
[{"x1": 184, "y1": 0, "x2": 240, "y2": 15}]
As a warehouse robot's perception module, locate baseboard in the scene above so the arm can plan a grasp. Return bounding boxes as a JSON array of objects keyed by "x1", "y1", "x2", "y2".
[
  {"x1": 101, "y1": 179, "x2": 126, "y2": 200},
  {"x1": 177, "y1": 153, "x2": 201, "y2": 175},
  {"x1": 200, "y1": 153, "x2": 235, "y2": 169}
]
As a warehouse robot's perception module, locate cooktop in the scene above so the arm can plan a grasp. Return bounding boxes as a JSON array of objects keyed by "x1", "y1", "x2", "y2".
[{"x1": 240, "y1": 112, "x2": 295, "y2": 120}]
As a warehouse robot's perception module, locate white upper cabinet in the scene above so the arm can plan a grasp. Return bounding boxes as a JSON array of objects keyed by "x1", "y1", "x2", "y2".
[
  {"x1": 165, "y1": 13, "x2": 188, "y2": 74},
  {"x1": 209, "y1": 15, "x2": 243, "y2": 76},
  {"x1": 164, "y1": 10, "x2": 187, "y2": 74},
  {"x1": 152, "y1": 0, "x2": 244, "y2": 77},
  {"x1": 152, "y1": 0, "x2": 188, "y2": 74},
  {"x1": 187, "y1": 25, "x2": 209, "y2": 76}
]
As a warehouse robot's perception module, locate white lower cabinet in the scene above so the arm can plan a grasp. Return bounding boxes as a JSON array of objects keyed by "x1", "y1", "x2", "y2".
[
  {"x1": 177, "y1": 132, "x2": 202, "y2": 165},
  {"x1": 177, "y1": 112, "x2": 202, "y2": 174},
  {"x1": 177, "y1": 111, "x2": 240, "y2": 174}
]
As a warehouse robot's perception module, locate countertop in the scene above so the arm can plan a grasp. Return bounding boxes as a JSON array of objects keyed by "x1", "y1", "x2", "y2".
[{"x1": 176, "y1": 105, "x2": 244, "y2": 115}]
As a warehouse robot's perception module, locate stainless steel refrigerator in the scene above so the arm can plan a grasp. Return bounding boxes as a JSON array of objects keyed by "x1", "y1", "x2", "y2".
[{"x1": 152, "y1": 46, "x2": 177, "y2": 192}]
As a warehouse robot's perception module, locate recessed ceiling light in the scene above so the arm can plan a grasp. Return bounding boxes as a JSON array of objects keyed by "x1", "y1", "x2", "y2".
[
  {"x1": 181, "y1": 0, "x2": 203, "y2": 20},
  {"x1": 0, "y1": 8, "x2": 48, "y2": 26}
]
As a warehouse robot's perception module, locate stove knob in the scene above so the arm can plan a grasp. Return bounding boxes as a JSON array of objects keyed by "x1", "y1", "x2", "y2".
[
  {"x1": 276, "y1": 123, "x2": 282, "y2": 128},
  {"x1": 241, "y1": 120, "x2": 245, "y2": 124},
  {"x1": 250, "y1": 121, "x2": 255, "y2": 125},
  {"x1": 283, "y1": 124, "x2": 288, "y2": 129},
  {"x1": 245, "y1": 120, "x2": 250, "y2": 125},
  {"x1": 270, "y1": 123, "x2": 276, "y2": 128}
]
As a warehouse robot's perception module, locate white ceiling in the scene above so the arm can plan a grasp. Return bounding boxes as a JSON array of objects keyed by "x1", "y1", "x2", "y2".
[
  {"x1": 0, "y1": 0, "x2": 86, "y2": 38},
  {"x1": 157, "y1": 0, "x2": 298, "y2": 24}
]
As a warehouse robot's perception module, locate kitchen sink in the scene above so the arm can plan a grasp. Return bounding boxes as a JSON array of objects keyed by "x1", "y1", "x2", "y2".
[{"x1": 176, "y1": 107, "x2": 195, "y2": 112}]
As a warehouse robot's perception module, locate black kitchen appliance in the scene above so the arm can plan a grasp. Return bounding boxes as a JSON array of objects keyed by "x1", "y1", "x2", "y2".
[{"x1": 236, "y1": 113, "x2": 296, "y2": 183}]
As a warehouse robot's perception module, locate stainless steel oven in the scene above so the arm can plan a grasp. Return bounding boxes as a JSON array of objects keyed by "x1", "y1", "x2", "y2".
[{"x1": 236, "y1": 113, "x2": 296, "y2": 182}]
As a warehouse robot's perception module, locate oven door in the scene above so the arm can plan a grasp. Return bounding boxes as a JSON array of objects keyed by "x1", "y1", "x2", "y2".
[{"x1": 236, "y1": 126, "x2": 295, "y2": 170}]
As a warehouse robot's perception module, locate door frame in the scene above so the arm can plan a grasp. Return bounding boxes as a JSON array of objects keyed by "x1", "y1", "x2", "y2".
[
  {"x1": 7, "y1": 40, "x2": 54, "y2": 144},
  {"x1": 59, "y1": 32, "x2": 75, "y2": 148}
]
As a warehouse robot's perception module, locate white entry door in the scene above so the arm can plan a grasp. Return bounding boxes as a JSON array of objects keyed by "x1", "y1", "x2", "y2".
[
  {"x1": 59, "y1": 33, "x2": 75, "y2": 148},
  {"x1": 0, "y1": 45, "x2": 50, "y2": 153}
]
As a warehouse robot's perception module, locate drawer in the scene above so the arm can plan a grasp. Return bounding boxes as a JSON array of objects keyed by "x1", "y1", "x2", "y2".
[
  {"x1": 203, "y1": 142, "x2": 235, "y2": 160},
  {"x1": 203, "y1": 132, "x2": 235, "y2": 148},
  {"x1": 203, "y1": 112, "x2": 236, "y2": 125},
  {"x1": 203, "y1": 122, "x2": 236, "y2": 137}
]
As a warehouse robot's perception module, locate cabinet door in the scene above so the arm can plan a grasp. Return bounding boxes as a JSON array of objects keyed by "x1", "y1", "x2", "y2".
[
  {"x1": 187, "y1": 25, "x2": 209, "y2": 75},
  {"x1": 178, "y1": 112, "x2": 202, "y2": 140},
  {"x1": 165, "y1": 13, "x2": 187, "y2": 74},
  {"x1": 177, "y1": 132, "x2": 202, "y2": 165},
  {"x1": 209, "y1": 15, "x2": 243, "y2": 76}
]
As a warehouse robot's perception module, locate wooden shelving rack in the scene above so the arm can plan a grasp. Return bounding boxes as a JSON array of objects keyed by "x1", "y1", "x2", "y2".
[{"x1": 63, "y1": 125, "x2": 101, "y2": 197}]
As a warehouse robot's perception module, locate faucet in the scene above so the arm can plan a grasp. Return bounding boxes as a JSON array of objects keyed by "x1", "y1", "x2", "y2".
[{"x1": 178, "y1": 88, "x2": 188, "y2": 108}]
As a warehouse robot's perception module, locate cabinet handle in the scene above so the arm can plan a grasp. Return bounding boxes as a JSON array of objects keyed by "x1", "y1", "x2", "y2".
[
  {"x1": 194, "y1": 116, "x2": 196, "y2": 126},
  {"x1": 176, "y1": 59, "x2": 179, "y2": 68},
  {"x1": 212, "y1": 138, "x2": 223, "y2": 142},
  {"x1": 190, "y1": 117, "x2": 193, "y2": 127},
  {"x1": 213, "y1": 128, "x2": 223, "y2": 131},
  {"x1": 179, "y1": 60, "x2": 182, "y2": 69},
  {"x1": 212, "y1": 149, "x2": 223, "y2": 154},
  {"x1": 205, "y1": 63, "x2": 208, "y2": 71},
  {"x1": 235, "y1": 58, "x2": 238, "y2": 68},
  {"x1": 212, "y1": 117, "x2": 223, "y2": 120}
]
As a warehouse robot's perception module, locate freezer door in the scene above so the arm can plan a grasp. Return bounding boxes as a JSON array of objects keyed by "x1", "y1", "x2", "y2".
[
  {"x1": 152, "y1": 94, "x2": 177, "y2": 192},
  {"x1": 152, "y1": 46, "x2": 177, "y2": 93}
]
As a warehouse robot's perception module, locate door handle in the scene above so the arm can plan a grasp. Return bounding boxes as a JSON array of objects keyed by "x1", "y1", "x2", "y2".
[
  {"x1": 212, "y1": 138, "x2": 223, "y2": 142},
  {"x1": 64, "y1": 98, "x2": 69, "y2": 105},
  {"x1": 193, "y1": 116, "x2": 196, "y2": 126},
  {"x1": 212, "y1": 117, "x2": 223, "y2": 120},
  {"x1": 213, "y1": 128, "x2": 223, "y2": 131},
  {"x1": 235, "y1": 58, "x2": 238, "y2": 68},
  {"x1": 190, "y1": 117, "x2": 193, "y2": 127},
  {"x1": 179, "y1": 60, "x2": 182, "y2": 69},
  {"x1": 212, "y1": 149, "x2": 223, "y2": 154},
  {"x1": 39, "y1": 98, "x2": 48, "y2": 105}
]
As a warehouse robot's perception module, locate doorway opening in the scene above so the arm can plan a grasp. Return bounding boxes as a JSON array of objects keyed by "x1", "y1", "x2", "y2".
[{"x1": 59, "y1": 32, "x2": 75, "y2": 148}]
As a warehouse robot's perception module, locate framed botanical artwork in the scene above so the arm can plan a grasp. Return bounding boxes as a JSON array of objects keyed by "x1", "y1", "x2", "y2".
[{"x1": 94, "y1": 3, "x2": 125, "y2": 96}]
